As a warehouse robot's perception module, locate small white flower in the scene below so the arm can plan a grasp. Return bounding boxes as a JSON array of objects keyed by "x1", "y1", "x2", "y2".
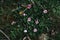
[
  {"x1": 33, "y1": 28, "x2": 38, "y2": 32},
  {"x1": 27, "y1": 17, "x2": 31, "y2": 22},
  {"x1": 27, "y1": 4, "x2": 32, "y2": 9},
  {"x1": 24, "y1": 30, "x2": 27, "y2": 33},
  {"x1": 11, "y1": 21, "x2": 16, "y2": 25},
  {"x1": 23, "y1": 13, "x2": 27, "y2": 16},
  {"x1": 43, "y1": 10, "x2": 48, "y2": 13}
]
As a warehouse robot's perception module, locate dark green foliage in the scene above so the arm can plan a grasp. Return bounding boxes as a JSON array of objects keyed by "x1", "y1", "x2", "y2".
[{"x1": 0, "y1": 0, "x2": 60, "y2": 40}]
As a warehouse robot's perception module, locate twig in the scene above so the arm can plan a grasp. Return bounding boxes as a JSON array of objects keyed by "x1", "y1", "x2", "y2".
[
  {"x1": 11, "y1": 7, "x2": 21, "y2": 12},
  {"x1": 23, "y1": 37, "x2": 26, "y2": 40},
  {"x1": 23, "y1": 36, "x2": 31, "y2": 40},
  {"x1": 0, "y1": 29, "x2": 10, "y2": 40}
]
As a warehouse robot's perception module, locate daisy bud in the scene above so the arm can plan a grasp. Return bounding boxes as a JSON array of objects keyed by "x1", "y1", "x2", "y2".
[{"x1": 19, "y1": 11, "x2": 24, "y2": 15}]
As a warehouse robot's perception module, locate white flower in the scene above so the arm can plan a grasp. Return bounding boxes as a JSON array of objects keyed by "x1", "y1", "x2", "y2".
[
  {"x1": 24, "y1": 30, "x2": 27, "y2": 33},
  {"x1": 33, "y1": 28, "x2": 38, "y2": 32},
  {"x1": 27, "y1": 17, "x2": 31, "y2": 22},
  {"x1": 27, "y1": 4, "x2": 32, "y2": 9},
  {"x1": 43, "y1": 10, "x2": 48, "y2": 13},
  {"x1": 23, "y1": 13, "x2": 27, "y2": 16}
]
